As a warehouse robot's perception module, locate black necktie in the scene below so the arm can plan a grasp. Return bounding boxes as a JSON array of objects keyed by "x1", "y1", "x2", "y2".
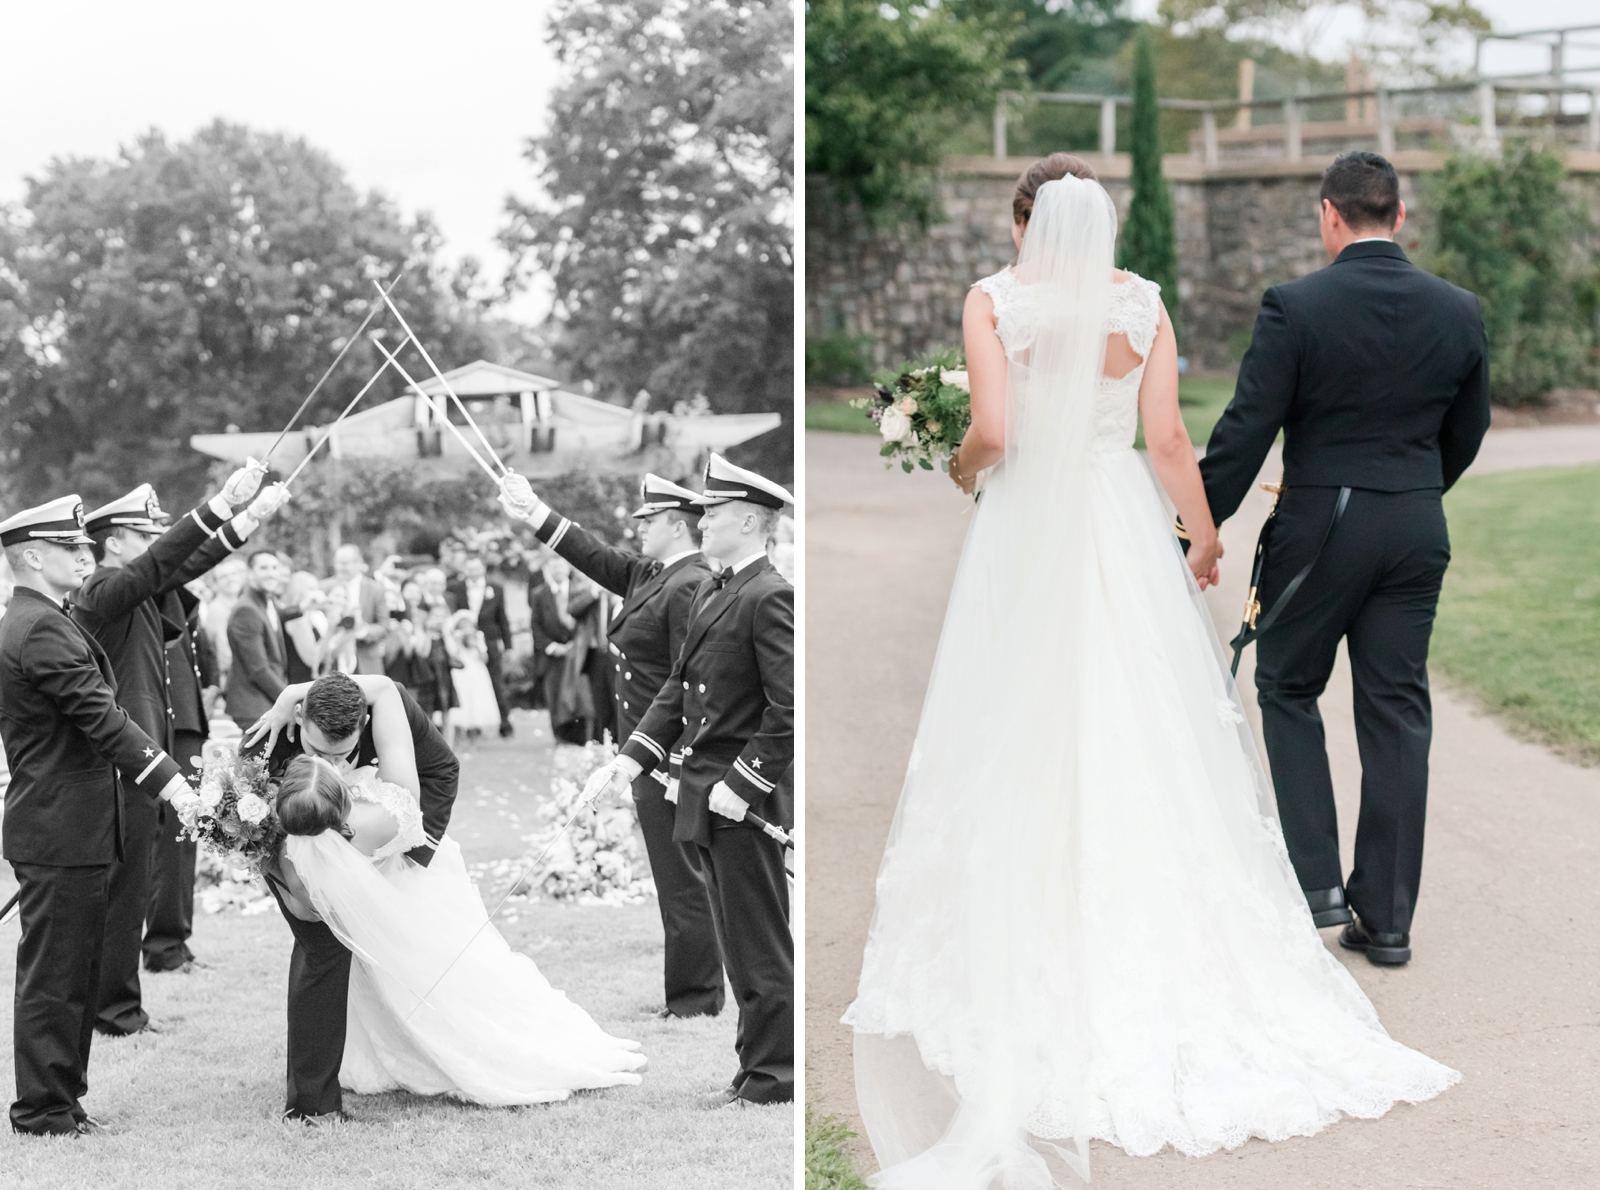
[{"x1": 712, "y1": 570, "x2": 731, "y2": 590}]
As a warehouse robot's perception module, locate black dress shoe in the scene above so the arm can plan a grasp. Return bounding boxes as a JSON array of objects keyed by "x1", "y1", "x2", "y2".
[
  {"x1": 700, "y1": 1086, "x2": 741, "y2": 1109},
  {"x1": 283, "y1": 1109, "x2": 350, "y2": 1127},
  {"x1": 1303, "y1": 886, "x2": 1354, "y2": 929},
  {"x1": 1339, "y1": 918, "x2": 1411, "y2": 965},
  {"x1": 498, "y1": 723, "x2": 514, "y2": 738}
]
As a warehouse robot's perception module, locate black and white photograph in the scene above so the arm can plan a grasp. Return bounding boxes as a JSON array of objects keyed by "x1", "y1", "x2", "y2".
[
  {"x1": 0, "y1": 1, "x2": 794, "y2": 1186},
  {"x1": 805, "y1": 0, "x2": 1600, "y2": 1187}
]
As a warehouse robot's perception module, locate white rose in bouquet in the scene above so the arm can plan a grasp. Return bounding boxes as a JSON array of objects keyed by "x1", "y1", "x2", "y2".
[
  {"x1": 197, "y1": 779, "x2": 224, "y2": 810},
  {"x1": 940, "y1": 369, "x2": 970, "y2": 392},
  {"x1": 236, "y1": 793, "x2": 270, "y2": 825},
  {"x1": 879, "y1": 405, "x2": 912, "y2": 443},
  {"x1": 896, "y1": 396, "x2": 918, "y2": 416}
]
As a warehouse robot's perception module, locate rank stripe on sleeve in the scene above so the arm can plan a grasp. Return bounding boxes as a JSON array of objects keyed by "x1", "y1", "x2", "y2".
[{"x1": 734, "y1": 756, "x2": 775, "y2": 794}]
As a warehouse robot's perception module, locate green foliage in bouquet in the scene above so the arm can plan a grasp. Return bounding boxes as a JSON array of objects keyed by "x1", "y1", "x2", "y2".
[
  {"x1": 1422, "y1": 143, "x2": 1600, "y2": 407},
  {"x1": 850, "y1": 348, "x2": 972, "y2": 473}
]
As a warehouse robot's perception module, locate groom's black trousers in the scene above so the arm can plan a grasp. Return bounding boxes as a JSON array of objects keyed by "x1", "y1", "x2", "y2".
[
  {"x1": 1253, "y1": 486, "x2": 1449, "y2": 938},
  {"x1": 265, "y1": 881, "x2": 351, "y2": 1117}
]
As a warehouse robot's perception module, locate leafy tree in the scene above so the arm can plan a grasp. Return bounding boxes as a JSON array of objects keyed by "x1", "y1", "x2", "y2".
[
  {"x1": 503, "y1": 0, "x2": 793, "y2": 483},
  {"x1": 806, "y1": 0, "x2": 1021, "y2": 226},
  {"x1": 1118, "y1": 27, "x2": 1180, "y2": 340},
  {"x1": 1423, "y1": 145, "x2": 1599, "y2": 406},
  {"x1": 0, "y1": 121, "x2": 493, "y2": 513}
]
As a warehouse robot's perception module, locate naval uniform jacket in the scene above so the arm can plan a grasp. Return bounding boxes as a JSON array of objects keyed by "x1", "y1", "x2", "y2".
[
  {"x1": 1200, "y1": 240, "x2": 1491, "y2": 524},
  {"x1": 620, "y1": 557, "x2": 793, "y2": 849},
  {"x1": 0, "y1": 588, "x2": 186, "y2": 865},
  {"x1": 71, "y1": 501, "x2": 249, "y2": 753},
  {"x1": 167, "y1": 586, "x2": 217, "y2": 742},
  {"x1": 531, "y1": 513, "x2": 713, "y2": 743}
]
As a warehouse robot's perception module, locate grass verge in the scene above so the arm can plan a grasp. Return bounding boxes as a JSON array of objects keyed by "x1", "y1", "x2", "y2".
[
  {"x1": 806, "y1": 1109, "x2": 870, "y2": 1190},
  {"x1": 1433, "y1": 462, "x2": 1600, "y2": 762}
]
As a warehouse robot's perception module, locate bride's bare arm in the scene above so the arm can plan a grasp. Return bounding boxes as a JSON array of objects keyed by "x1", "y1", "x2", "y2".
[
  {"x1": 369, "y1": 681, "x2": 421, "y2": 797},
  {"x1": 950, "y1": 287, "x2": 1009, "y2": 494},
  {"x1": 1138, "y1": 302, "x2": 1222, "y2": 588}
]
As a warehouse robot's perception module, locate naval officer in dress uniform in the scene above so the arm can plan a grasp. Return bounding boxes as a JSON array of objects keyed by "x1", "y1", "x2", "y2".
[
  {"x1": 574, "y1": 454, "x2": 794, "y2": 1106},
  {"x1": 0, "y1": 496, "x2": 198, "y2": 1136},
  {"x1": 73, "y1": 470, "x2": 289, "y2": 1035},
  {"x1": 499, "y1": 471, "x2": 725, "y2": 1019}
]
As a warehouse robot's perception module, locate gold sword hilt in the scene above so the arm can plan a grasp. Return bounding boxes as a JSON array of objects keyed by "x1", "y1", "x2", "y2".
[{"x1": 1243, "y1": 586, "x2": 1261, "y2": 629}]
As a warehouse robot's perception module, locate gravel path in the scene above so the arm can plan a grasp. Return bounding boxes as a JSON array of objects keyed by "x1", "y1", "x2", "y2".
[{"x1": 806, "y1": 428, "x2": 1600, "y2": 1187}]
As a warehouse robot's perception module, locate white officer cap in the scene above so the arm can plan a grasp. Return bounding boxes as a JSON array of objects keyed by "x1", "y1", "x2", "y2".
[
  {"x1": 696, "y1": 454, "x2": 793, "y2": 510},
  {"x1": 0, "y1": 495, "x2": 94, "y2": 548},
  {"x1": 631, "y1": 473, "x2": 702, "y2": 519},
  {"x1": 85, "y1": 483, "x2": 164, "y2": 536}
]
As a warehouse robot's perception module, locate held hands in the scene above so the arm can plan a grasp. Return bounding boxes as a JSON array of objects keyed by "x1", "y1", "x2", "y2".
[
  {"x1": 707, "y1": 780, "x2": 749, "y2": 823},
  {"x1": 220, "y1": 458, "x2": 270, "y2": 507},
  {"x1": 1186, "y1": 535, "x2": 1224, "y2": 591}
]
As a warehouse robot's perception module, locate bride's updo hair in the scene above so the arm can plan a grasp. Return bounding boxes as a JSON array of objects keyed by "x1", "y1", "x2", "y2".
[
  {"x1": 276, "y1": 755, "x2": 353, "y2": 838},
  {"x1": 1013, "y1": 153, "x2": 1099, "y2": 226}
]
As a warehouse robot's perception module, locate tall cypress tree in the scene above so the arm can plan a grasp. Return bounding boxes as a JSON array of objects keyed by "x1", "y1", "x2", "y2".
[{"x1": 1119, "y1": 26, "x2": 1180, "y2": 341}]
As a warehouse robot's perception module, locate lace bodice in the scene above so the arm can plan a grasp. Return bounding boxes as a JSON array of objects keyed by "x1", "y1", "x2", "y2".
[
  {"x1": 974, "y1": 269, "x2": 1163, "y2": 452},
  {"x1": 346, "y1": 765, "x2": 426, "y2": 861}
]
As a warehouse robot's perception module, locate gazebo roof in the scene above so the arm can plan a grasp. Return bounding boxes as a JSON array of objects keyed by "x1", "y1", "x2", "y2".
[{"x1": 407, "y1": 359, "x2": 566, "y2": 397}]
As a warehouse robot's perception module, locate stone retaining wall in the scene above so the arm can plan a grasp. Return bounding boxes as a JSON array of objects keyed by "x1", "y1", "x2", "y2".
[{"x1": 806, "y1": 154, "x2": 1600, "y2": 373}]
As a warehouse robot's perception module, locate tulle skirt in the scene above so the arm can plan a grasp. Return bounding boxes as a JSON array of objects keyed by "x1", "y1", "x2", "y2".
[
  {"x1": 844, "y1": 448, "x2": 1458, "y2": 1188},
  {"x1": 285, "y1": 833, "x2": 645, "y2": 1106}
]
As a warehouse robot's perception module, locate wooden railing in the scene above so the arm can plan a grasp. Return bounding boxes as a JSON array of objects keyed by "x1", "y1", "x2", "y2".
[{"x1": 992, "y1": 74, "x2": 1600, "y2": 165}]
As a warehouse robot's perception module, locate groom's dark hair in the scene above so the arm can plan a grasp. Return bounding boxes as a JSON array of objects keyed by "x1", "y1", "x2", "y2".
[
  {"x1": 303, "y1": 672, "x2": 367, "y2": 741},
  {"x1": 1320, "y1": 152, "x2": 1400, "y2": 232}
]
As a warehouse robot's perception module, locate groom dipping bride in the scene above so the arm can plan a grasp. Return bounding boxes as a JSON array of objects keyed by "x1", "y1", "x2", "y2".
[{"x1": 241, "y1": 672, "x2": 644, "y2": 1123}]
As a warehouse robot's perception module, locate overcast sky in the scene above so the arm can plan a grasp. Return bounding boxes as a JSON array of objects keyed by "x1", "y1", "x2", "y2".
[{"x1": 0, "y1": 0, "x2": 559, "y2": 319}]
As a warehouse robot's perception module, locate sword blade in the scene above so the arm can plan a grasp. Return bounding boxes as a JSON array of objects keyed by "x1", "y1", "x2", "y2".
[{"x1": 265, "y1": 273, "x2": 402, "y2": 460}]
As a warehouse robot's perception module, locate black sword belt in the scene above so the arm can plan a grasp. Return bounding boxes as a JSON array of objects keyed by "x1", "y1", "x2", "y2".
[{"x1": 1227, "y1": 477, "x2": 1350, "y2": 677}]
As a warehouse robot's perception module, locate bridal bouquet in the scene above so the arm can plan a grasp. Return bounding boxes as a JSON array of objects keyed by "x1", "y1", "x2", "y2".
[
  {"x1": 177, "y1": 740, "x2": 285, "y2": 875},
  {"x1": 850, "y1": 348, "x2": 971, "y2": 474}
]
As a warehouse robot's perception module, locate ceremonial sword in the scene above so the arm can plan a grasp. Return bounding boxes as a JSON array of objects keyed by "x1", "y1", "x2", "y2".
[{"x1": 263, "y1": 272, "x2": 403, "y2": 462}]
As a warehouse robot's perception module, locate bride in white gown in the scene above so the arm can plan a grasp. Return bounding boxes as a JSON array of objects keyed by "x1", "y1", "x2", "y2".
[
  {"x1": 273, "y1": 754, "x2": 645, "y2": 1105},
  {"x1": 842, "y1": 159, "x2": 1457, "y2": 1188}
]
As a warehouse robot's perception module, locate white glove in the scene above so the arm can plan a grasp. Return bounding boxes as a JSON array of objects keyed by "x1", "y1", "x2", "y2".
[
  {"x1": 707, "y1": 780, "x2": 749, "y2": 823},
  {"x1": 581, "y1": 757, "x2": 641, "y2": 806},
  {"x1": 497, "y1": 472, "x2": 548, "y2": 526},
  {"x1": 157, "y1": 772, "x2": 193, "y2": 802},
  {"x1": 220, "y1": 458, "x2": 269, "y2": 506},
  {"x1": 246, "y1": 483, "x2": 291, "y2": 521},
  {"x1": 664, "y1": 775, "x2": 680, "y2": 805}
]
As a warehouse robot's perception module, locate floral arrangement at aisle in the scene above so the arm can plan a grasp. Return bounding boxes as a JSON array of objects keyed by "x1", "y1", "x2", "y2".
[
  {"x1": 194, "y1": 848, "x2": 277, "y2": 916},
  {"x1": 850, "y1": 348, "x2": 972, "y2": 473},
  {"x1": 514, "y1": 740, "x2": 653, "y2": 907}
]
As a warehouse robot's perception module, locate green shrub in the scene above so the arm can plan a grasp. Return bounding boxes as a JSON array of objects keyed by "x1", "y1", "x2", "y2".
[
  {"x1": 1423, "y1": 144, "x2": 1599, "y2": 406},
  {"x1": 806, "y1": 332, "x2": 877, "y2": 385}
]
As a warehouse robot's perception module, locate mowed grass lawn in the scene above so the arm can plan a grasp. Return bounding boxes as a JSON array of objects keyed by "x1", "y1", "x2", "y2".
[
  {"x1": 1433, "y1": 462, "x2": 1600, "y2": 762},
  {"x1": 806, "y1": 376, "x2": 1237, "y2": 450},
  {"x1": 0, "y1": 713, "x2": 790, "y2": 1190}
]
